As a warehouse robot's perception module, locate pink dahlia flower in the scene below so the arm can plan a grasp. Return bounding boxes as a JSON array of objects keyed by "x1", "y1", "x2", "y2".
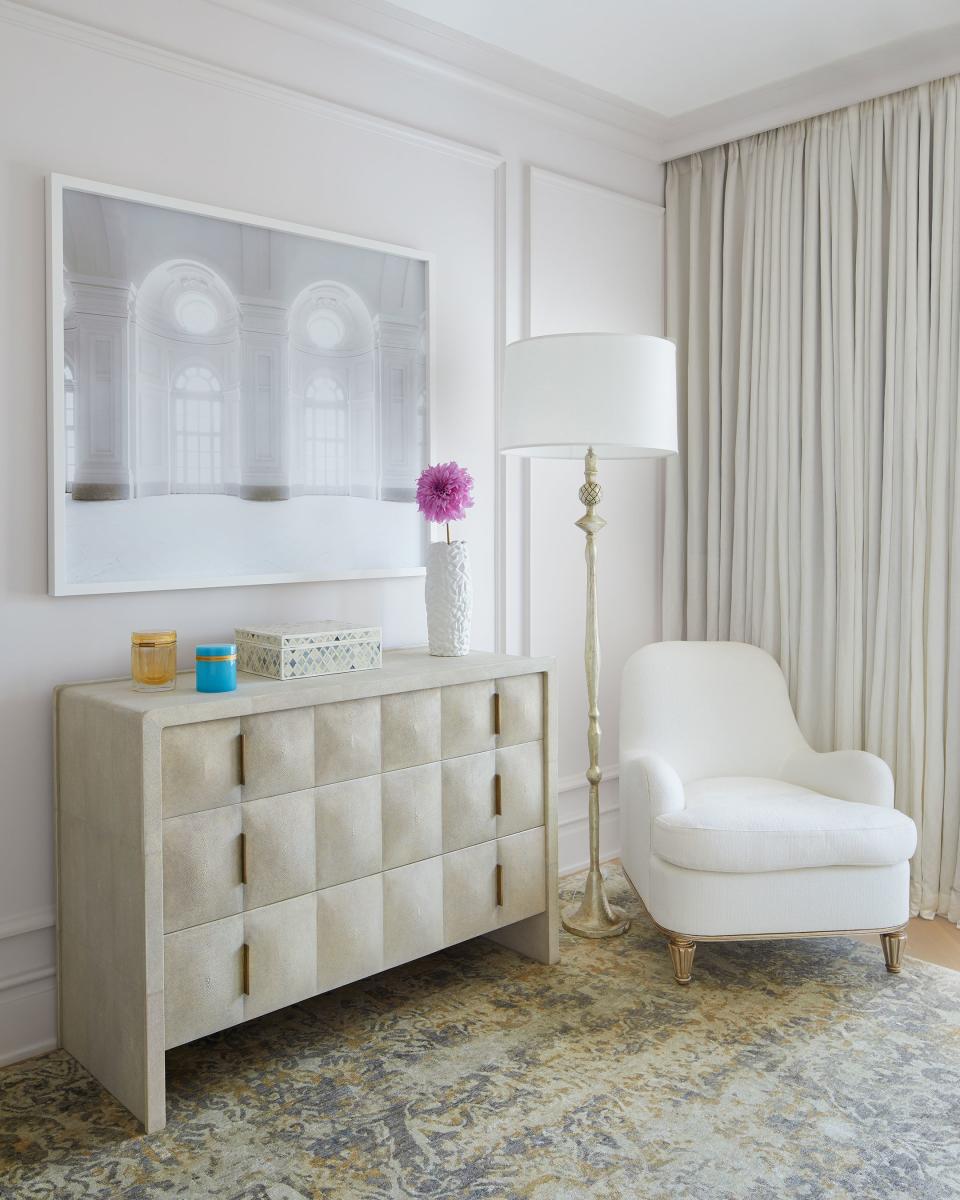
[{"x1": 416, "y1": 461, "x2": 475, "y2": 524}]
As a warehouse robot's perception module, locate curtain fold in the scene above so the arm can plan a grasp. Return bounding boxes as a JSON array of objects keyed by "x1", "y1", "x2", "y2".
[{"x1": 664, "y1": 77, "x2": 960, "y2": 924}]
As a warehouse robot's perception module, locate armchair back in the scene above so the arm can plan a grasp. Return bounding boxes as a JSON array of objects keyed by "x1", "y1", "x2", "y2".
[{"x1": 620, "y1": 641, "x2": 806, "y2": 782}]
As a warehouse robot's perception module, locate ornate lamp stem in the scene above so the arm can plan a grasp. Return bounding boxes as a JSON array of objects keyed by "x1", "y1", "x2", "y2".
[{"x1": 561, "y1": 447, "x2": 630, "y2": 939}]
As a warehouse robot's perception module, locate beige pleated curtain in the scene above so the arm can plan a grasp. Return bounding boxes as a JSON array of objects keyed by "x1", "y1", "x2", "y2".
[{"x1": 663, "y1": 76, "x2": 960, "y2": 924}]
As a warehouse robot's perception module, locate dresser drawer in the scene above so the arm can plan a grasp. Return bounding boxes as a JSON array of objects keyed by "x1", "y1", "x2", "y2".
[
  {"x1": 164, "y1": 914, "x2": 244, "y2": 1049},
  {"x1": 162, "y1": 806, "x2": 243, "y2": 934},
  {"x1": 162, "y1": 719, "x2": 242, "y2": 818},
  {"x1": 162, "y1": 708, "x2": 317, "y2": 817}
]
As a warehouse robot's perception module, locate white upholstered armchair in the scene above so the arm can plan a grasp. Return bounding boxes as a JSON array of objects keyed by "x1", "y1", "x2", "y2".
[{"x1": 619, "y1": 642, "x2": 917, "y2": 984}]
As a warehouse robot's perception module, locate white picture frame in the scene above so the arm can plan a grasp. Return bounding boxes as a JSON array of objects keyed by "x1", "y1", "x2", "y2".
[{"x1": 47, "y1": 173, "x2": 434, "y2": 596}]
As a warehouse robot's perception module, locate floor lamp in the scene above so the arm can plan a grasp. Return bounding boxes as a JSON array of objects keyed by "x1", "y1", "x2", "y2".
[{"x1": 501, "y1": 333, "x2": 678, "y2": 938}]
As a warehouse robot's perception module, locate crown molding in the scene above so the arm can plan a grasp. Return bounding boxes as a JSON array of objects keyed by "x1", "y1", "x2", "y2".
[
  {"x1": 660, "y1": 22, "x2": 960, "y2": 159},
  {"x1": 0, "y1": 0, "x2": 506, "y2": 170},
  {"x1": 205, "y1": 0, "x2": 665, "y2": 160}
]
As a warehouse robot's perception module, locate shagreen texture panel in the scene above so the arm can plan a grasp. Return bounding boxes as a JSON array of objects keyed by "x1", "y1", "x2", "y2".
[
  {"x1": 381, "y1": 688, "x2": 441, "y2": 771},
  {"x1": 382, "y1": 856, "x2": 445, "y2": 968},
  {"x1": 163, "y1": 915, "x2": 244, "y2": 1049},
  {"x1": 162, "y1": 806, "x2": 243, "y2": 933},
  {"x1": 441, "y1": 680, "x2": 496, "y2": 758},
  {"x1": 241, "y1": 708, "x2": 315, "y2": 801},
  {"x1": 161, "y1": 718, "x2": 241, "y2": 817},
  {"x1": 315, "y1": 775, "x2": 382, "y2": 889},
  {"x1": 381, "y1": 762, "x2": 443, "y2": 870},
  {"x1": 442, "y1": 751, "x2": 497, "y2": 852},
  {"x1": 496, "y1": 741, "x2": 545, "y2": 838},
  {"x1": 243, "y1": 893, "x2": 318, "y2": 1021},
  {"x1": 496, "y1": 673, "x2": 543, "y2": 747},
  {"x1": 242, "y1": 790, "x2": 317, "y2": 910},
  {"x1": 315, "y1": 697, "x2": 381, "y2": 785},
  {"x1": 316, "y1": 874, "x2": 384, "y2": 991}
]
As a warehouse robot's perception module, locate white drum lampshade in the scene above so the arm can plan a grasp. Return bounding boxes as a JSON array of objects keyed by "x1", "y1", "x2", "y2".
[{"x1": 501, "y1": 333, "x2": 678, "y2": 459}]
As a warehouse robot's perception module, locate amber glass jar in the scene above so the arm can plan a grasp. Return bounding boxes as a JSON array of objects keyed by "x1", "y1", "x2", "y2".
[{"x1": 131, "y1": 631, "x2": 177, "y2": 691}]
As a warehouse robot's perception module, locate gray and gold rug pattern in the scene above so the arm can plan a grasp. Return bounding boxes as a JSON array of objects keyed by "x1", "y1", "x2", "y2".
[{"x1": 2, "y1": 868, "x2": 960, "y2": 1199}]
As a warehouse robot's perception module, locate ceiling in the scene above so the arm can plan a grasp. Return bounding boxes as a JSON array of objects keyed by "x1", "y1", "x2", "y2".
[{"x1": 383, "y1": 0, "x2": 960, "y2": 118}]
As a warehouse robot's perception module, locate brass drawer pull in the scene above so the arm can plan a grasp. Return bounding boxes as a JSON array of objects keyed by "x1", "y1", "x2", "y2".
[
  {"x1": 494, "y1": 773, "x2": 502, "y2": 817},
  {"x1": 241, "y1": 943, "x2": 250, "y2": 995},
  {"x1": 493, "y1": 692, "x2": 501, "y2": 736},
  {"x1": 495, "y1": 863, "x2": 503, "y2": 907},
  {"x1": 239, "y1": 733, "x2": 246, "y2": 786},
  {"x1": 239, "y1": 831, "x2": 247, "y2": 885}
]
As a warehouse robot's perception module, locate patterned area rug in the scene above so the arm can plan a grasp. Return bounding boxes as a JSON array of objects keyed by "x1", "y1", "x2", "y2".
[{"x1": 3, "y1": 867, "x2": 960, "y2": 1199}]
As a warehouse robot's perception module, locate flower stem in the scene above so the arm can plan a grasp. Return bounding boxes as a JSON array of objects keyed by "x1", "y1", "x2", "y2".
[{"x1": 446, "y1": 522, "x2": 451, "y2": 545}]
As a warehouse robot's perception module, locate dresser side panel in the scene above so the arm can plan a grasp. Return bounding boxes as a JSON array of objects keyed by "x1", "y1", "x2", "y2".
[{"x1": 56, "y1": 689, "x2": 154, "y2": 1127}]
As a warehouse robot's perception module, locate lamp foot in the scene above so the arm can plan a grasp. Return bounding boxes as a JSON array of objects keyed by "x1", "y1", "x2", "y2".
[{"x1": 561, "y1": 866, "x2": 630, "y2": 939}]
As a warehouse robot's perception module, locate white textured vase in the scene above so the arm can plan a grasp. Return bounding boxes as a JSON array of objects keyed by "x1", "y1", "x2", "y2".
[{"x1": 425, "y1": 540, "x2": 472, "y2": 656}]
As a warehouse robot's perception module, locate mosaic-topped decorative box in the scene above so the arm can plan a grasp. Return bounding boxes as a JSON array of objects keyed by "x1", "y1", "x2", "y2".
[{"x1": 235, "y1": 621, "x2": 382, "y2": 680}]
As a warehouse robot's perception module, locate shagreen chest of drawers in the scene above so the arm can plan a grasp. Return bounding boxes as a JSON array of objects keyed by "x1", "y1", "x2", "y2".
[{"x1": 55, "y1": 649, "x2": 558, "y2": 1132}]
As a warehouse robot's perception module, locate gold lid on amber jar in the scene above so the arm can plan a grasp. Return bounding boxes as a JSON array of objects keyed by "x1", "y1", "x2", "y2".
[{"x1": 131, "y1": 630, "x2": 177, "y2": 647}]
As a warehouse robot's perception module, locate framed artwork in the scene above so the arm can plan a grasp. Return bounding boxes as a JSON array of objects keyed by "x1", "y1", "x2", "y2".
[{"x1": 46, "y1": 174, "x2": 433, "y2": 595}]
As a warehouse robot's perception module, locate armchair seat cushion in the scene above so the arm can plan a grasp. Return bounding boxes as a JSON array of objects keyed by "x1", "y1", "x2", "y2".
[{"x1": 652, "y1": 777, "x2": 917, "y2": 874}]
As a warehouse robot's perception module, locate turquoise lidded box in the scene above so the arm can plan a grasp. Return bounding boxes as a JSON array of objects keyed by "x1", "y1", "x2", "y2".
[{"x1": 195, "y1": 643, "x2": 237, "y2": 692}]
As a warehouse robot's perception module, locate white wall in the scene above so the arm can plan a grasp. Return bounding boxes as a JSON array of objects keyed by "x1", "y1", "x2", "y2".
[
  {"x1": 0, "y1": 0, "x2": 663, "y2": 1065},
  {"x1": 526, "y1": 168, "x2": 665, "y2": 873}
]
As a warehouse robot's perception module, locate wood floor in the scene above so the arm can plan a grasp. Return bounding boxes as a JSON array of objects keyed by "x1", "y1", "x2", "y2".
[{"x1": 852, "y1": 914, "x2": 960, "y2": 972}]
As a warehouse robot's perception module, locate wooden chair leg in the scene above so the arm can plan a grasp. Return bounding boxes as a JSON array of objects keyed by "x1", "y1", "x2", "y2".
[
  {"x1": 667, "y1": 936, "x2": 696, "y2": 985},
  {"x1": 880, "y1": 929, "x2": 907, "y2": 974}
]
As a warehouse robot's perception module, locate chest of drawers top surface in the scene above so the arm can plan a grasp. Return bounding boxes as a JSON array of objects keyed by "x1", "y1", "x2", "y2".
[{"x1": 58, "y1": 648, "x2": 554, "y2": 725}]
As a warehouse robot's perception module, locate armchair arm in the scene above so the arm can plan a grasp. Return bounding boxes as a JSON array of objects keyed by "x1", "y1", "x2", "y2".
[
  {"x1": 620, "y1": 751, "x2": 686, "y2": 820},
  {"x1": 619, "y1": 751, "x2": 685, "y2": 899},
  {"x1": 782, "y1": 747, "x2": 894, "y2": 808}
]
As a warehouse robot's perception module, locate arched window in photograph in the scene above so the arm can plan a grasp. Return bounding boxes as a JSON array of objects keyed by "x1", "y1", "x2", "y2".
[
  {"x1": 64, "y1": 360, "x2": 77, "y2": 491},
  {"x1": 172, "y1": 365, "x2": 224, "y2": 491},
  {"x1": 303, "y1": 374, "x2": 348, "y2": 494}
]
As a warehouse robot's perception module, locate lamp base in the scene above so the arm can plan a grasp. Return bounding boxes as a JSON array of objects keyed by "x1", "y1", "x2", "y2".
[{"x1": 561, "y1": 866, "x2": 631, "y2": 939}]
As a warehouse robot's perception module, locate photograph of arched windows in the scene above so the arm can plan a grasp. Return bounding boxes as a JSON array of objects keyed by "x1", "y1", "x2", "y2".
[{"x1": 48, "y1": 177, "x2": 430, "y2": 594}]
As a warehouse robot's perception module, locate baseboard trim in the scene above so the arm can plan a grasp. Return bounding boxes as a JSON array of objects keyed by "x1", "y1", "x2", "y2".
[
  {"x1": 0, "y1": 1036, "x2": 58, "y2": 1069},
  {"x1": 0, "y1": 973, "x2": 57, "y2": 1068}
]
